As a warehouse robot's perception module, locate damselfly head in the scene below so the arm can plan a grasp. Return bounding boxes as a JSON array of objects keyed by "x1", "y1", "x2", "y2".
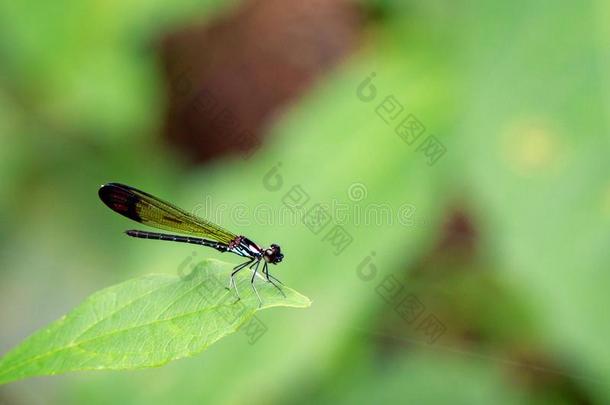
[{"x1": 264, "y1": 244, "x2": 284, "y2": 265}]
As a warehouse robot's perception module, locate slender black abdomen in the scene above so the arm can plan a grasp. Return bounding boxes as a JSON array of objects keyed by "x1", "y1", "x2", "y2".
[{"x1": 125, "y1": 230, "x2": 228, "y2": 252}]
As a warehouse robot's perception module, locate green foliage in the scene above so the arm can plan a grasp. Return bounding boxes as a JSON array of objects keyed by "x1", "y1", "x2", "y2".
[
  {"x1": 0, "y1": 260, "x2": 310, "y2": 385},
  {"x1": 1, "y1": 0, "x2": 609, "y2": 403}
]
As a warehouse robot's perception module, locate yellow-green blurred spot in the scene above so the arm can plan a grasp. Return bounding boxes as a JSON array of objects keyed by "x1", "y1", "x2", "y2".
[{"x1": 502, "y1": 119, "x2": 560, "y2": 176}]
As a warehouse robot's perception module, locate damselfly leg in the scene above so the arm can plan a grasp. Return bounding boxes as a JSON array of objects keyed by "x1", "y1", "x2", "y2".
[
  {"x1": 227, "y1": 258, "x2": 254, "y2": 300},
  {"x1": 266, "y1": 272, "x2": 284, "y2": 285},
  {"x1": 264, "y1": 262, "x2": 286, "y2": 298},
  {"x1": 227, "y1": 258, "x2": 284, "y2": 304},
  {"x1": 250, "y1": 260, "x2": 262, "y2": 307}
]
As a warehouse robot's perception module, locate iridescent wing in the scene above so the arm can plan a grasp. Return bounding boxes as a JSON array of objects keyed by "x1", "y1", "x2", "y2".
[{"x1": 98, "y1": 183, "x2": 237, "y2": 244}]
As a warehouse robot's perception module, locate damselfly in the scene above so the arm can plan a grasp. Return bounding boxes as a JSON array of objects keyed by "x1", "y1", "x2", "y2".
[{"x1": 98, "y1": 183, "x2": 285, "y2": 305}]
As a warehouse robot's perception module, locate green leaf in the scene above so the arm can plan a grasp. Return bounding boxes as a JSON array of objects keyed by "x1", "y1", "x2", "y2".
[{"x1": 0, "y1": 259, "x2": 310, "y2": 385}]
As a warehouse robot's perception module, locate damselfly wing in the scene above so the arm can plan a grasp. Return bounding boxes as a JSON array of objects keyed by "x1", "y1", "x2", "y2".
[{"x1": 98, "y1": 183, "x2": 237, "y2": 244}]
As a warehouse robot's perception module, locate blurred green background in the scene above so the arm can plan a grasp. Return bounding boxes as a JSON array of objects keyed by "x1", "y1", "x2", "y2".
[{"x1": 1, "y1": 0, "x2": 609, "y2": 403}]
